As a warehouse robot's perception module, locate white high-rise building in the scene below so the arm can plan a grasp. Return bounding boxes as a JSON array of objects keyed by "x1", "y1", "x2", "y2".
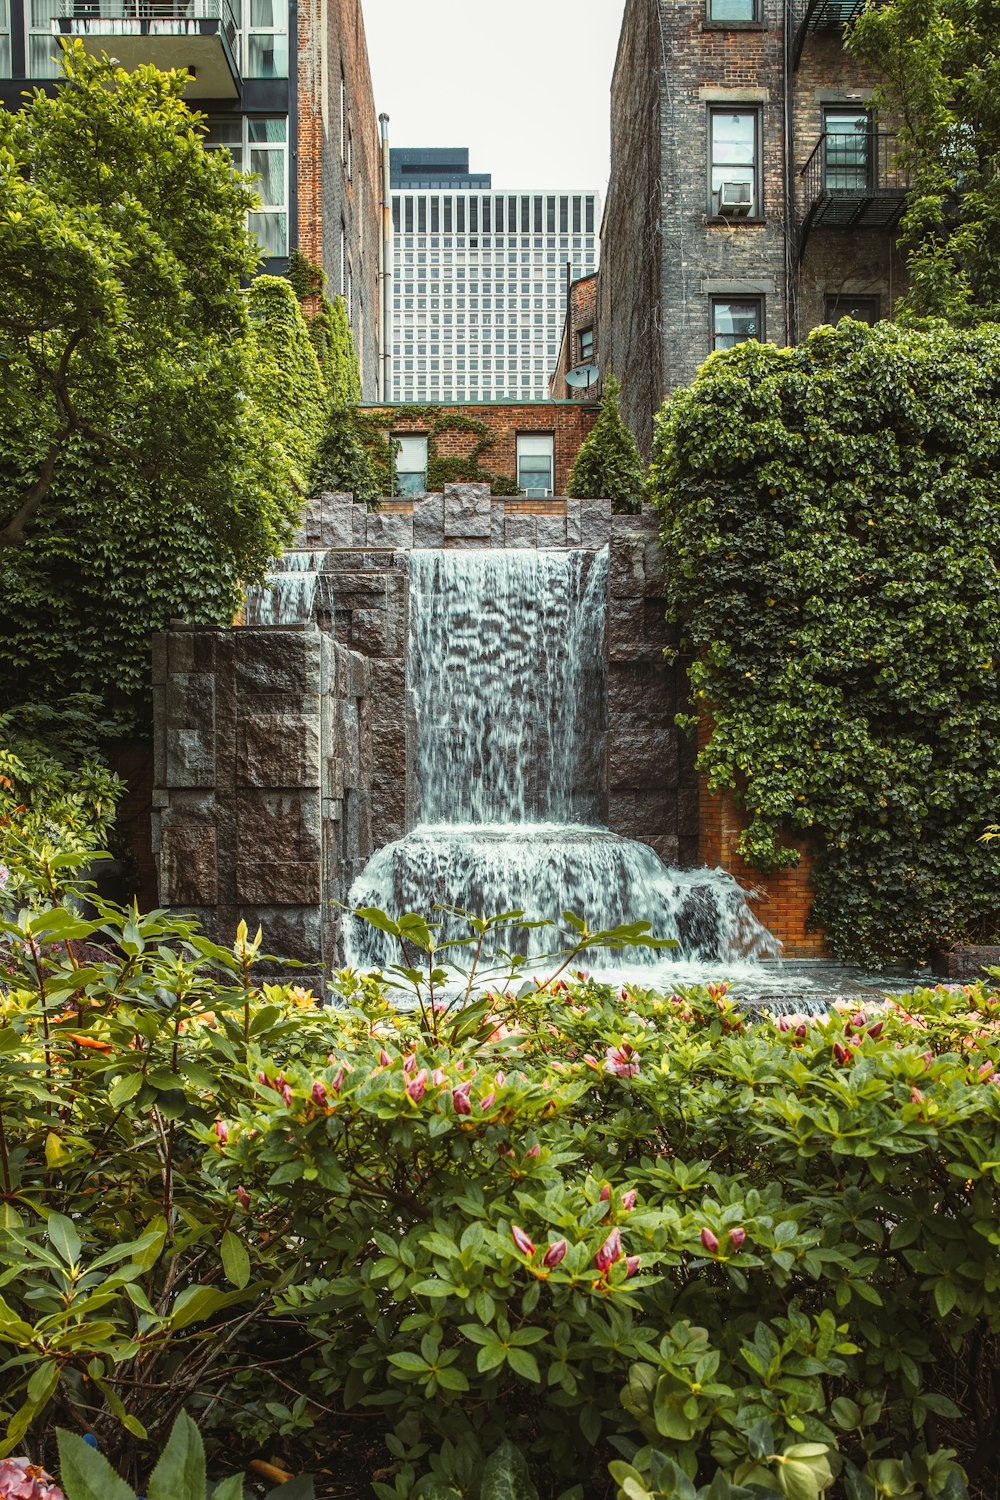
[{"x1": 390, "y1": 151, "x2": 599, "y2": 404}]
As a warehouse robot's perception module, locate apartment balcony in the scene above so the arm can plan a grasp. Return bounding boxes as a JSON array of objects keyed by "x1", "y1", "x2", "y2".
[
  {"x1": 793, "y1": 0, "x2": 881, "y2": 65},
  {"x1": 798, "y1": 132, "x2": 908, "y2": 257},
  {"x1": 38, "y1": 0, "x2": 241, "y2": 96}
]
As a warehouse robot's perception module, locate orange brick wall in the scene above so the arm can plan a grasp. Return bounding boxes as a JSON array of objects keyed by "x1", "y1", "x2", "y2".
[
  {"x1": 360, "y1": 402, "x2": 599, "y2": 496},
  {"x1": 697, "y1": 722, "x2": 827, "y2": 957}
]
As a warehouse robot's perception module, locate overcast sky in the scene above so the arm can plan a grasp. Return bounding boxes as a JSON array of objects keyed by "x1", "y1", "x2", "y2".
[{"x1": 360, "y1": 0, "x2": 628, "y2": 199}]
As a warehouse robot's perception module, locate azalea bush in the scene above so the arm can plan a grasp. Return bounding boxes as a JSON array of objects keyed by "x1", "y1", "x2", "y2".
[{"x1": 1, "y1": 861, "x2": 1000, "y2": 1496}]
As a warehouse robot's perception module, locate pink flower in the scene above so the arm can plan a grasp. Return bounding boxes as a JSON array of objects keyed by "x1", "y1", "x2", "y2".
[
  {"x1": 406, "y1": 1069, "x2": 428, "y2": 1103},
  {"x1": 280, "y1": 1084, "x2": 293, "y2": 1107},
  {"x1": 595, "y1": 1227, "x2": 622, "y2": 1273},
  {"x1": 795, "y1": 1023, "x2": 807, "y2": 1039},
  {"x1": 729, "y1": 1226, "x2": 746, "y2": 1250},
  {"x1": 511, "y1": 1225, "x2": 535, "y2": 1256},
  {"x1": 700, "y1": 1227, "x2": 719, "y2": 1254},
  {"x1": 625, "y1": 1255, "x2": 640, "y2": 1278},
  {"x1": 452, "y1": 1086, "x2": 472, "y2": 1115},
  {"x1": 311, "y1": 1081, "x2": 328, "y2": 1107},
  {"x1": 867, "y1": 1021, "x2": 884, "y2": 1040},
  {"x1": 604, "y1": 1042, "x2": 640, "y2": 1078},
  {"x1": 525, "y1": 1143, "x2": 540, "y2": 1158},
  {"x1": 379, "y1": 1048, "x2": 392, "y2": 1067},
  {"x1": 600, "y1": 1184, "x2": 611, "y2": 1202},
  {"x1": 403, "y1": 1053, "x2": 417, "y2": 1075},
  {"x1": 0, "y1": 1459, "x2": 65, "y2": 1500},
  {"x1": 236, "y1": 1185, "x2": 251, "y2": 1211},
  {"x1": 431, "y1": 1067, "x2": 446, "y2": 1086},
  {"x1": 256, "y1": 1070, "x2": 268, "y2": 1085},
  {"x1": 214, "y1": 1120, "x2": 229, "y2": 1145},
  {"x1": 621, "y1": 1189, "x2": 637, "y2": 1211},
  {"x1": 833, "y1": 1042, "x2": 852, "y2": 1065},
  {"x1": 331, "y1": 1066, "x2": 346, "y2": 1093},
  {"x1": 543, "y1": 1239, "x2": 567, "y2": 1268},
  {"x1": 479, "y1": 1091, "x2": 496, "y2": 1110}
]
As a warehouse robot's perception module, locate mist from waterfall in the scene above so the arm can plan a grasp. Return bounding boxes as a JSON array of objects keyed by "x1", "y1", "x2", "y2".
[{"x1": 345, "y1": 547, "x2": 779, "y2": 972}]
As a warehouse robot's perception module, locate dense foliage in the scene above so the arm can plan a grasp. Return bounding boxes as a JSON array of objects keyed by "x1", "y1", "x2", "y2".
[
  {"x1": 246, "y1": 278, "x2": 327, "y2": 497},
  {"x1": 648, "y1": 319, "x2": 1000, "y2": 965},
  {"x1": 359, "y1": 408, "x2": 521, "y2": 497},
  {"x1": 1, "y1": 866, "x2": 999, "y2": 1499},
  {"x1": 0, "y1": 50, "x2": 318, "y2": 727},
  {"x1": 567, "y1": 376, "x2": 645, "y2": 513},
  {"x1": 287, "y1": 250, "x2": 362, "y2": 404},
  {"x1": 309, "y1": 403, "x2": 385, "y2": 510},
  {"x1": 848, "y1": 0, "x2": 1000, "y2": 322}
]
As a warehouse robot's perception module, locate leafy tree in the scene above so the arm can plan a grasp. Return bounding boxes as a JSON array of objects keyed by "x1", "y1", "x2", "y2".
[
  {"x1": 309, "y1": 403, "x2": 384, "y2": 509},
  {"x1": 649, "y1": 319, "x2": 1000, "y2": 965},
  {"x1": 848, "y1": 0, "x2": 1000, "y2": 322},
  {"x1": 566, "y1": 375, "x2": 645, "y2": 513},
  {"x1": 0, "y1": 47, "x2": 319, "y2": 725},
  {"x1": 287, "y1": 248, "x2": 362, "y2": 402}
]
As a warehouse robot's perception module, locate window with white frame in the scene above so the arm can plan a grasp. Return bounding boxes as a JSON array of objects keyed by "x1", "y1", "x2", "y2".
[
  {"x1": 245, "y1": 0, "x2": 288, "y2": 78},
  {"x1": 204, "y1": 117, "x2": 288, "y2": 258},
  {"x1": 516, "y1": 433, "x2": 554, "y2": 497},
  {"x1": 709, "y1": 109, "x2": 759, "y2": 217},
  {"x1": 395, "y1": 434, "x2": 428, "y2": 497},
  {"x1": 0, "y1": 0, "x2": 9, "y2": 76},
  {"x1": 28, "y1": 0, "x2": 61, "y2": 78}
]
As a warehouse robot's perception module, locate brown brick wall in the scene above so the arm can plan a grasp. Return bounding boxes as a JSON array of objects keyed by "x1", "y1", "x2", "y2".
[
  {"x1": 696, "y1": 720, "x2": 826, "y2": 956},
  {"x1": 360, "y1": 403, "x2": 599, "y2": 496},
  {"x1": 297, "y1": 0, "x2": 381, "y2": 398},
  {"x1": 550, "y1": 274, "x2": 598, "y2": 400}
]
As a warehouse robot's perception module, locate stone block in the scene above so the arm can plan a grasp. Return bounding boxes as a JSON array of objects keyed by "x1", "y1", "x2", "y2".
[
  {"x1": 677, "y1": 784, "x2": 701, "y2": 837},
  {"x1": 236, "y1": 860, "x2": 321, "y2": 906},
  {"x1": 352, "y1": 507, "x2": 368, "y2": 544},
  {"x1": 369, "y1": 657, "x2": 406, "y2": 717},
  {"x1": 237, "y1": 712, "x2": 321, "y2": 789},
  {"x1": 160, "y1": 822, "x2": 217, "y2": 905},
  {"x1": 151, "y1": 632, "x2": 168, "y2": 687},
  {"x1": 644, "y1": 539, "x2": 668, "y2": 590},
  {"x1": 167, "y1": 630, "x2": 218, "y2": 676},
  {"x1": 642, "y1": 834, "x2": 680, "y2": 867},
  {"x1": 164, "y1": 673, "x2": 215, "y2": 788},
  {"x1": 609, "y1": 538, "x2": 645, "y2": 597},
  {"x1": 235, "y1": 628, "x2": 320, "y2": 696},
  {"x1": 609, "y1": 722, "x2": 678, "y2": 789},
  {"x1": 607, "y1": 662, "x2": 673, "y2": 719},
  {"x1": 536, "y1": 513, "x2": 567, "y2": 548},
  {"x1": 611, "y1": 510, "x2": 651, "y2": 536},
  {"x1": 444, "y1": 482, "x2": 491, "y2": 538},
  {"x1": 244, "y1": 906, "x2": 323, "y2": 965},
  {"x1": 566, "y1": 499, "x2": 582, "y2": 546},
  {"x1": 490, "y1": 504, "x2": 505, "y2": 546},
  {"x1": 237, "y1": 790, "x2": 322, "y2": 863},
  {"x1": 505, "y1": 513, "x2": 536, "y2": 547},
  {"x1": 412, "y1": 493, "x2": 444, "y2": 548},
  {"x1": 351, "y1": 607, "x2": 389, "y2": 656},
  {"x1": 366, "y1": 511, "x2": 413, "y2": 549},
  {"x1": 579, "y1": 499, "x2": 612, "y2": 545}
]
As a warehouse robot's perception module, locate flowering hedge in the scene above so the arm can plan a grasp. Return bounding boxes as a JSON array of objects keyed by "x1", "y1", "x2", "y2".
[{"x1": 0, "y1": 872, "x2": 999, "y2": 1497}]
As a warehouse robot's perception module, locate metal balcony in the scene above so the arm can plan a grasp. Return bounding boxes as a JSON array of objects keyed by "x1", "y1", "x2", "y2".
[
  {"x1": 798, "y1": 132, "x2": 908, "y2": 258},
  {"x1": 41, "y1": 0, "x2": 241, "y2": 96},
  {"x1": 793, "y1": 0, "x2": 882, "y2": 66}
]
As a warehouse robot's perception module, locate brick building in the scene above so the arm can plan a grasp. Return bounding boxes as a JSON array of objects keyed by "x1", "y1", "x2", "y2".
[
  {"x1": 549, "y1": 272, "x2": 599, "y2": 400},
  {"x1": 1, "y1": 0, "x2": 382, "y2": 396},
  {"x1": 359, "y1": 402, "x2": 599, "y2": 498},
  {"x1": 597, "y1": 0, "x2": 907, "y2": 454}
]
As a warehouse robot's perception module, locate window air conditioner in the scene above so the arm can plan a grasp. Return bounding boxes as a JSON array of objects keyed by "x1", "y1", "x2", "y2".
[
  {"x1": 717, "y1": 181, "x2": 754, "y2": 217},
  {"x1": 522, "y1": 486, "x2": 551, "y2": 499}
]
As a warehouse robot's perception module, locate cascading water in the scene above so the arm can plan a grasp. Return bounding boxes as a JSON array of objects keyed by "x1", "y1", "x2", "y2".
[
  {"x1": 345, "y1": 548, "x2": 780, "y2": 973},
  {"x1": 243, "y1": 550, "x2": 326, "y2": 627}
]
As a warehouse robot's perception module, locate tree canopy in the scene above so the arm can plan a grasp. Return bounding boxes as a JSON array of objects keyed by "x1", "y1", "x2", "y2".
[
  {"x1": 849, "y1": 0, "x2": 1000, "y2": 322},
  {"x1": 650, "y1": 319, "x2": 1000, "y2": 965},
  {"x1": 0, "y1": 46, "x2": 324, "y2": 726}
]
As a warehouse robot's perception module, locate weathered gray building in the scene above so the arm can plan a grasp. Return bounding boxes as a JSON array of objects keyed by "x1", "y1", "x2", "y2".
[{"x1": 598, "y1": 0, "x2": 907, "y2": 454}]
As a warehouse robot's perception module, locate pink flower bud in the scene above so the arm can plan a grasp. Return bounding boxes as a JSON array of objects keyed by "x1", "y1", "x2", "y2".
[
  {"x1": 867, "y1": 1021, "x2": 884, "y2": 1040},
  {"x1": 236, "y1": 1185, "x2": 251, "y2": 1210},
  {"x1": 600, "y1": 1184, "x2": 611, "y2": 1202},
  {"x1": 403, "y1": 1053, "x2": 417, "y2": 1075},
  {"x1": 700, "y1": 1227, "x2": 719, "y2": 1254},
  {"x1": 620, "y1": 988, "x2": 628, "y2": 1001},
  {"x1": 311, "y1": 1080, "x2": 328, "y2": 1107},
  {"x1": 595, "y1": 1226, "x2": 622, "y2": 1273},
  {"x1": 331, "y1": 1066, "x2": 345, "y2": 1093},
  {"x1": 379, "y1": 1048, "x2": 391, "y2": 1067},
  {"x1": 729, "y1": 1226, "x2": 746, "y2": 1250},
  {"x1": 910, "y1": 1086, "x2": 924, "y2": 1105},
  {"x1": 794, "y1": 1023, "x2": 807, "y2": 1039},
  {"x1": 511, "y1": 1224, "x2": 535, "y2": 1256},
  {"x1": 406, "y1": 1069, "x2": 427, "y2": 1103},
  {"x1": 621, "y1": 1189, "x2": 637, "y2": 1211},
  {"x1": 453, "y1": 1087, "x2": 472, "y2": 1115},
  {"x1": 979, "y1": 1061, "x2": 995, "y2": 1081},
  {"x1": 525, "y1": 1143, "x2": 540, "y2": 1158},
  {"x1": 495, "y1": 1070, "x2": 506, "y2": 1087},
  {"x1": 214, "y1": 1120, "x2": 229, "y2": 1144},
  {"x1": 778, "y1": 1016, "x2": 791, "y2": 1032},
  {"x1": 833, "y1": 1042, "x2": 851, "y2": 1065},
  {"x1": 256, "y1": 1070, "x2": 268, "y2": 1085},
  {"x1": 625, "y1": 1254, "x2": 640, "y2": 1278},
  {"x1": 479, "y1": 1091, "x2": 496, "y2": 1110},
  {"x1": 432, "y1": 1068, "x2": 446, "y2": 1086},
  {"x1": 543, "y1": 1238, "x2": 567, "y2": 1268},
  {"x1": 922, "y1": 1050, "x2": 933, "y2": 1069}
]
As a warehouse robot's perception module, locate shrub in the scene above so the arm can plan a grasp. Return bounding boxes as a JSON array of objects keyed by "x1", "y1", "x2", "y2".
[
  {"x1": 309, "y1": 403, "x2": 384, "y2": 511},
  {"x1": 0, "y1": 874, "x2": 997, "y2": 1497},
  {"x1": 648, "y1": 319, "x2": 1000, "y2": 965},
  {"x1": 566, "y1": 376, "x2": 645, "y2": 513}
]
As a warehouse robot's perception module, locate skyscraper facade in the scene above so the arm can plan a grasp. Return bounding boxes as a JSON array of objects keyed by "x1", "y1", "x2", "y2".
[{"x1": 390, "y1": 149, "x2": 599, "y2": 403}]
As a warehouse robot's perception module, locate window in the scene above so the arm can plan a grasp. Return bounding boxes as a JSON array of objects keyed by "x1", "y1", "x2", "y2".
[
  {"x1": 825, "y1": 294, "x2": 880, "y2": 325},
  {"x1": 0, "y1": 0, "x2": 9, "y2": 76},
  {"x1": 516, "y1": 433, "x2": 555, "y2": 497},
  {"x1": 395, "y1": 435, "x2": 428, "y2": 497},
  {"x1": 707, "y1": 0, "x2": 759, "y2": 19},
  {"x1": 205, "y1": 118, "x2": 288, "y2": 257},
  {"x1": 578, "y1": 326, "x2": 594, "y2": 363},
  {"x1": 711, "y1": 297, "x2": 763, "y2": 350},
  {"x1": 246, "y1": 0, "x2": 288, "y2": 78},
  {"x1": 709, "y1": 110, "x2": 759, "y2": 217},
  {"x1": 823, "y1": 109, "x2": 871, "y2": 191}
]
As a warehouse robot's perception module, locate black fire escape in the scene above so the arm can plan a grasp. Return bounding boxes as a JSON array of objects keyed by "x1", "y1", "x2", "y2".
[{"x1": 797, "y1": 131, "x2": 908, "y2": 259}]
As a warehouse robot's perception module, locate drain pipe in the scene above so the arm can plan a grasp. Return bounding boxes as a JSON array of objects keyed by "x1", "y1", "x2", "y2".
[{"x1": 379, "y1": 112, "x2": 392, "y2": 402}]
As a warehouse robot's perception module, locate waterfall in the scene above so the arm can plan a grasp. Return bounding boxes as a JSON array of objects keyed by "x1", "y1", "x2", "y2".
[
  {"x1": 243, "y1": 550, "x2": 326, "y2": 627},
  {"x1": 345, "y1": 547, "x2": 779, "y2": 971}
]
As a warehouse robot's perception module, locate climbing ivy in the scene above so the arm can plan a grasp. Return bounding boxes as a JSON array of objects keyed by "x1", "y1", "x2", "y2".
[
  {"x1": 288, "y1": 249, "x2": 361, "y2": 403},
  {"x1": 362, "y1": 406, "x2": 520, "y2": 496},
  {"x1": 649, "y1": 319, "x2": 1000, "y2": 966},
  {"x1": 246, "y1": 276, "x2": 327, "y2": 494}
]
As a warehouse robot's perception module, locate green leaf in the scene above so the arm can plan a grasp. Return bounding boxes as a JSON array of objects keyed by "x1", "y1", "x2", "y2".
[
  {"x1": 480, "y1": 1439, "x2": 539, "y2": 1500},
  {"x1": 505, "y1": 1346, "x2": 541, "y2": 1382},
  {"x1": 211, "y1": 1478, "x2": 246, "y2": 1500},
  {"x1": 109, "y1": 1071, "x2": 144, "y2": 1108},
  {"x1": 55, "y1": 1429, "x2": 137, "y2": 1500},
  {"x1": 221, "y1": 1230, "x2": 251, "y2": 1290},
  {"x1": 147, "y1": 1409, "x2": 206, "y2": 1500}
]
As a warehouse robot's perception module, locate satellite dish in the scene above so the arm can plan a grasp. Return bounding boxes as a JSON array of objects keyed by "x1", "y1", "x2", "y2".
[{"x1": 565, "y1": 363, "x2": 599, "y2": 389}]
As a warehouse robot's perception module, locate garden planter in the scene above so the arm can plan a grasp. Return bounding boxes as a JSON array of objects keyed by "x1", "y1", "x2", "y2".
[{"x1": 932, "y1": 944, "x2": 1000, "y2": 981}]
